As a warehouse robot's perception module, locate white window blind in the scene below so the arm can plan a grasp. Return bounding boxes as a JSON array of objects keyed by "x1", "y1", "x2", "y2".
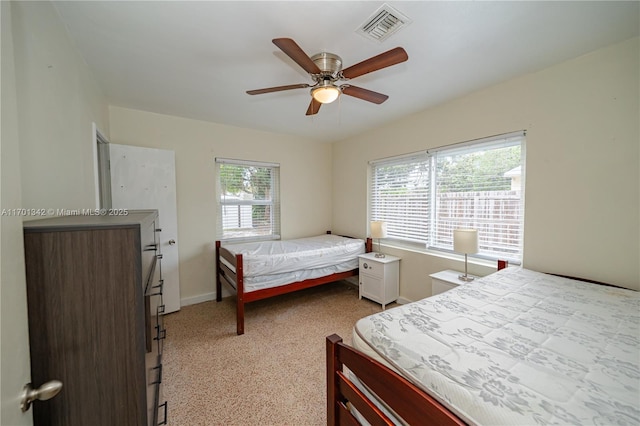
[
  {"x1": 370, "y1": 131, "x2": 525, "y2": 263},
  {"x1": 371, "y1": 153, "x2": 431, "y2": 244},
  {"x1": 215, "y1": 158, "x2": 280, "y2": 242}
]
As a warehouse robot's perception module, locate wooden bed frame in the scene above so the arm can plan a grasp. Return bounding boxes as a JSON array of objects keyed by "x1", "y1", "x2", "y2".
[
  {"x1": 326, "y1": 334, "x2": 465, "y2": 426},
  {"x1": 215, "y1": 233, "x2": 373, "y2": 335}
]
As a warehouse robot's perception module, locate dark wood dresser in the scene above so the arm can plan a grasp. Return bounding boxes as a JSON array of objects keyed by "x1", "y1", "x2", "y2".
[{"x1": 23, "y1": 210, "x2": 167, "y2": 425}]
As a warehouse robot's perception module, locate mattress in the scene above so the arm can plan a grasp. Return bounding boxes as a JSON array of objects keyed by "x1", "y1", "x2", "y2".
[
  {"x1": 221, "y1": 234, "x2": 365, "y2": 292},
  {"x1": 354, "y1": 267, "x2": 640, "y2": 426},
  {"x1": 222, "y1": 234, "x2": 365, "y2": 277}
]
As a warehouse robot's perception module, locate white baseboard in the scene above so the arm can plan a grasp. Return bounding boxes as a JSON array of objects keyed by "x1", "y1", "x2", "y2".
[
  {"x1": 181, "y1": 292, "x2": 216, "y2": 307},
  {"x1": 396, "y1": 296, "x2": 412, "y2": 305}
]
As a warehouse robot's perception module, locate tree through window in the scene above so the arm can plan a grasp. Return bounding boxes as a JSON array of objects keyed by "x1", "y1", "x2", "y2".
[{"x1": 216, "y1": 158, "x2": 280, "y2": 241}]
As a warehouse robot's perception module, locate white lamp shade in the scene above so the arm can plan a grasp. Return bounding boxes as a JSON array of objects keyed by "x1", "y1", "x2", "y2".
[
  {"x1": 370, "y1": 221, "x2": 388, "y2": 239},
  {"x1": 453, "y1": 229, "x2": 478, "y2": 254}
]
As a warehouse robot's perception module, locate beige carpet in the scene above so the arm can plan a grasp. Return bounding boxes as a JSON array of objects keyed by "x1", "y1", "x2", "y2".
[{"x1": 162, "y1": 280, "x2": 386, "y2": 426}]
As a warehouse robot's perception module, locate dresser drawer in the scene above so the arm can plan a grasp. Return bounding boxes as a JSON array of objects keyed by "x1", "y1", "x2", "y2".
[{"x1": 145, "y1": 351, "x2": 163, "y2": 426}]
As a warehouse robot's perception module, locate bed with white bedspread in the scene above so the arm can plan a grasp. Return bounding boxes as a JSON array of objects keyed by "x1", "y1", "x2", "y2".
[
  {"x1": 328, "y1": 267, "x2": 640, "y2": 425},
  {"x1": 216, "y1": 233, "x2": 370, "y2": 335}
]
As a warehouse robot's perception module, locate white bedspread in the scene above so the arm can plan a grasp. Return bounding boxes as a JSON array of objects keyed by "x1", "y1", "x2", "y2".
[
  {"x1": 241, "y1": 260, "x2": 359, "y2": 292},
  {"x1": 354, "y1": 267, "x2": 640, "y2": 426},
  {"x1": 222, "y1": 234, "x2": 365, "y2": 277}
]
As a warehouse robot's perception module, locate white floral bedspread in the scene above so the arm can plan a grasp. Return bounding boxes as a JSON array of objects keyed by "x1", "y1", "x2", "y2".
[{"x1": 354, "y1": 267, "x2": 640, "y2": 425}]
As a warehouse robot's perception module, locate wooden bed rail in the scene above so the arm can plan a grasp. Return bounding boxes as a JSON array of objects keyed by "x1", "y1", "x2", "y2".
[{"x1": 326, "y1": 334, "x2": 465, "y2": 426}]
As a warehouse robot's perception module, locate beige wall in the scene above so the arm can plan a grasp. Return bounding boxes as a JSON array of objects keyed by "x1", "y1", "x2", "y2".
[
  {"x1": 108, "y1": 107, "x2": 333, "y2": 304},
  {"x1": 12, "y1": 1, "x2": 109, "y2": 213},
  {"x1": 333, "y1": 37, "x2": 640, "y2": 298}
]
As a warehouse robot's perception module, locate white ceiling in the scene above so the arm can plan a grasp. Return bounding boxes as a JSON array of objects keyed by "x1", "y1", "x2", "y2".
[{"x1": 52, "y1": 1, "x2": 639, "y2": 143}]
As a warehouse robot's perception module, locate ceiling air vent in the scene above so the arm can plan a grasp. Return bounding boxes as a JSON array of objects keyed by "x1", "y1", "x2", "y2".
[{"x1": 356, "y1": 4, "x2": 411, "y2": 43}]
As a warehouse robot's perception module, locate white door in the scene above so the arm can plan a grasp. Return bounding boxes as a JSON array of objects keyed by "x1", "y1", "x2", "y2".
[
  {"x1": 109, "y1": 144, "x2": 181, "y2": 313},
  {"x1": 1, "y1": 0, "x2": 34, "y2": 418},
  {"x1": 0, "y1": 210, "x2": 33, "y2": 426}
]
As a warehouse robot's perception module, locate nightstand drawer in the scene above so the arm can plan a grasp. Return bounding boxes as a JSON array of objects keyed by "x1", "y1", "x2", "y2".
[
  {"x1": 432, "y1": 279, "x2": 457, "y2": 296},
  {"x1": 429, "y1": 270, "x2": 476, "y2": 296},
  {"x1": 359, "y1": 258, "x2": 384, "y2": 279}
]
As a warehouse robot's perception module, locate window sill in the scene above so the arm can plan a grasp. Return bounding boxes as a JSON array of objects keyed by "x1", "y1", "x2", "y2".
[{"x1": 379, "y1": 241, "x2": 513, "y2": 269}]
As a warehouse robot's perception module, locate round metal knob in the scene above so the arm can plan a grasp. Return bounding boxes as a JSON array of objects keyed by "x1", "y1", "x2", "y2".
[
  {"x1": 21, "y1": 380, "x2": 63, "y2": 412},
  {"x1": 168, "y1": 239, "x2": 176, "y2": 245}
]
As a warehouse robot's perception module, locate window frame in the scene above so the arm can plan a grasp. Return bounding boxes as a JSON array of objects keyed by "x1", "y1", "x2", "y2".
[
  {"x1": 215, "y1": 157, "x2": 281, "y2": 242},
  {"x1": 369, "y1": 131, "x2": 526, "y2": 263}
]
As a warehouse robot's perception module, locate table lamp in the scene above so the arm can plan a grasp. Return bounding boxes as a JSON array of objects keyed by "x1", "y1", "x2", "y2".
[
  {"x1": 453, "y1": 228, "x2": 478, "y2": 281},
  {"x1": 370, "y1": 221, "x2": 388, "y2": 258}
]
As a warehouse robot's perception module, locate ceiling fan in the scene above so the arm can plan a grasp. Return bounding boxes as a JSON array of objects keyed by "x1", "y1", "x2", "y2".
[{"x1": 247, "y1": 38, "x2": 408, "y2": 116}]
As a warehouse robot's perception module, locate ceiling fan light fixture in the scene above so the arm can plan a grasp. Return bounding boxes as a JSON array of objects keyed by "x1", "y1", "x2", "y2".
[{"x1": 311, "y1": 83, "x2": 340, "y2": 104}]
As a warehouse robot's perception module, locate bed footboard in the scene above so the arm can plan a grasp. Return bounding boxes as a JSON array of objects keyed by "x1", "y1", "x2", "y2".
[
  {"x1": 326, "y1": 334, "x2": 465, "y2": 426},
  {"x1": 215, "y1": 240, "x2": 245, "y2": 334}
]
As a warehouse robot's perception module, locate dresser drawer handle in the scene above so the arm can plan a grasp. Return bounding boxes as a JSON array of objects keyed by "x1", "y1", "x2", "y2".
[
  {"x1": 148, "y1": 280, "x2": 163, "y2": 297},
  {"x1": 145, "y1": 244, "x2": 158, "y2": 251},
  {"x1": 156, "y1": 254, "x2": 163, "y2": 260},
  {"x1": 157, "y1": 304, "x2": 165, "y2": 315},
  {"x1": 154, "y1": 326, "x2": 167, "y2": 341},
  {"x1": 157, "y1": 401, "x2": 168, "y2": 425},
  {"x1": 151, "y1": 363, "x2": 163, "y2": 385}
]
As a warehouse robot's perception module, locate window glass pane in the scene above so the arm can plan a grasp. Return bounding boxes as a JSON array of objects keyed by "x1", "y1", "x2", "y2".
[
  {"x1": 369, "y1": 132, "x2": 525, "y2": 262},
  {"x1": 432, "y1": 141, "x2": 523, "y2": 261},
  {"x1": 217, "y1": 160, "x2": 280, "y2": 241}
]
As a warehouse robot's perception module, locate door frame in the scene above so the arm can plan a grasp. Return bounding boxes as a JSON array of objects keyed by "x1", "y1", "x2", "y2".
[{"x1": 92, "y1": 123, "x2": 111, "y2": 209}]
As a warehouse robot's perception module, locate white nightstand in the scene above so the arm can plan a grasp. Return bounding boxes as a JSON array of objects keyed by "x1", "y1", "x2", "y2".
[
  {"x1": 358, "y1": 253, "x2": 400, "y2": 309},
  {"x1": 429, "y1": 269, "x2": 476, "y2": 296}
]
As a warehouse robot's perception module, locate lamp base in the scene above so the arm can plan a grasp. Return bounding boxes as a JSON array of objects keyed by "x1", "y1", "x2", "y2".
[
  {"x1": 374, "y1": 252, "x2": 386, "y2": 258},
  {"x1": 458, "y1": 274, "x2": 475, "y2": 282}
]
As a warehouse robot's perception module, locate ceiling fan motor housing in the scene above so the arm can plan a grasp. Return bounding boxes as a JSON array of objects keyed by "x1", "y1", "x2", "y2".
[{"x1": 310, "y1": 52, "x2": 343, "y2": 76}]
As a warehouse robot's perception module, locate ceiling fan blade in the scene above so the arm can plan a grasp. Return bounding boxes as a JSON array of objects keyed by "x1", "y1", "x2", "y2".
[
  {"x1": 341, "y1": 47, "x2": 408, "y2": 80},
  {"x1": 273, "y1": 38, "x2": 322, "y2": 74},
  {"x1": 247, "y1": 84, "x2": 310, "y2": 95},
  {"x1": 306, "y1": 98, "x2": 322, "y2": 115},
  {"x1": 341, "y1": 85, "x2": 389, "y2": 104}
]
